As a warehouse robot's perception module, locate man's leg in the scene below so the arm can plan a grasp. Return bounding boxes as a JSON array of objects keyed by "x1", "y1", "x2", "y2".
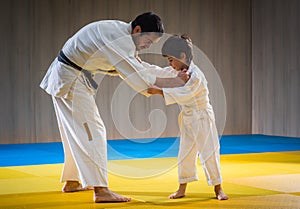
[
  {"x1": 53, "y1": 96, "x2": 84, "y2": 192},
  {"x1": 53, "y1": 75, "x2": 130, "y2": 202}
]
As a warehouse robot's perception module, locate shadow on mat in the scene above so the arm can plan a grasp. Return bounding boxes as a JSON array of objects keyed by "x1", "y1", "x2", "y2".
[{"x1": 113, "y1": 191, "x2": 218, "y2": 205}]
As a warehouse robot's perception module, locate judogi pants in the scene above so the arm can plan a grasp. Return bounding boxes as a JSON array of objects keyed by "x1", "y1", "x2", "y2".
[
  {"x1": 52, "y1": 74, "x2": 108, "y2": 188},
  {"x1": 178, "y1": 107, "x2": 222, "y2": 186}
]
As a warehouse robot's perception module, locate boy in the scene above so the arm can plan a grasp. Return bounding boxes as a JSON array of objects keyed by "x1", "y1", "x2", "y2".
[{"x1": 146, "y1": 35, "x2": 228, "y2": 200}]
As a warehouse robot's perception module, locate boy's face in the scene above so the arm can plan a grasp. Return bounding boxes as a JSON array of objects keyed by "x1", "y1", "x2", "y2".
[{"x1": 166, "y1": 56, "x2": 186, "y2": 71}]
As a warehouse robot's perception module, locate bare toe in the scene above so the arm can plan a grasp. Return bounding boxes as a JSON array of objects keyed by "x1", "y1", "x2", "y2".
[
  {"x1": 168, "y1": 191, "x2": 185, "y2": 199},
  {"x1": 62, "y1": 181, "x2": 86, "y2": 193},
  {"x1": 94, "y1": 189, "x2": 131, "y2": 203},
  {"x1": 216, "y1": 192, "x2": 228, "y2": 200},
  {"x1": 214, "y1": 187, "x2": 228, "y2": 200}
]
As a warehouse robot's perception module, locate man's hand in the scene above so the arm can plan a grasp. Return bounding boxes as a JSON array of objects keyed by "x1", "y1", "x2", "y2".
[
  {"x1": 147, "y1": 85, "x2": 163, "y2": 96},
  {"x1": 177, "y1": 69, "x2": 190, "y2": 83}
]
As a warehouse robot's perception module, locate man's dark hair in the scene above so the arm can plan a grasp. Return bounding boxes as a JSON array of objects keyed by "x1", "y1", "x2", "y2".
[
  {"x1": 162, "y1": 34, "x2": 193, "y2": 65},
  {"x1": 131, "y1": 12, "x2": 164, "y2": 36}
]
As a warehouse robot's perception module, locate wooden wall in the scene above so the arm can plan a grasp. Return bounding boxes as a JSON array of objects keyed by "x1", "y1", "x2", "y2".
[
  {"x1": 252, "y1": 0, "x2": 300, "y2": 137},
  {"x1": 0, "y1": 0, "x2": 253, "y2": 144}
]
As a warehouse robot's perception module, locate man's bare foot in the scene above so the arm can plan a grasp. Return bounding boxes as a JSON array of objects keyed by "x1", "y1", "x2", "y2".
[
  {"x1": 168, "y1": 190, "x2": 186, "y2": 199},
  {"x1": 214, "y1": 184, "x2": 228, "y2": 200},
  {"x1": 62, "y1": 181, "x2": 91, "y2": 193},
  {"x1": 94, "y1": 187, "x2": 131, "y2": 203},
  {"x1": 168, "y1": 183, "x2": 187, "y2": 199}
]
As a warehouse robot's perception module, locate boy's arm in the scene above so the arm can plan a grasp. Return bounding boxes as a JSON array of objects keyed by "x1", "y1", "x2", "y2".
[
  {"x1": 162, "y1": 75, "x2": 201, "y2": 105},
  {"x1": 154, "y1": 70, "x2": 190, "y2": 88},
  {"x1": 139, "y1": 60, "x2": 190, "y2": 88},
  {"x1": 148, "y1": 73, "x2": 201, "y2": 104}
]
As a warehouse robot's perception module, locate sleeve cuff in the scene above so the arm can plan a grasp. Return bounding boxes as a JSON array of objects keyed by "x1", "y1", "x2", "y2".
[
  {"x1": 147, "y1": 74, "x2": 157, "y2": 85},
  {"x1": 139, "y1": 72, "x2": 156, "y2": 85},
  {"x1": 162, "y1": 88, "x2": 177, "y2": 105}
]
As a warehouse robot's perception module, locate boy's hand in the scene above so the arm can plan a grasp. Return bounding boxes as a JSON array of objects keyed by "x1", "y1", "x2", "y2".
[
  {"x1": 135, "y1": 51, "x2": 142, "y2": 63},
  {"x1": 177, "y1": 69, "x2": 190, "y2": 83},
  {"x1": 147, "y1": 85, "x2": 163, "y2": 95}
]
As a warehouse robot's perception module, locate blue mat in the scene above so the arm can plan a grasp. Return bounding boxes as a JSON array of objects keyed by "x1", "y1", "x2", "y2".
[{"x1": 0, "y1": 135, "x2": 300, "y2": 167}]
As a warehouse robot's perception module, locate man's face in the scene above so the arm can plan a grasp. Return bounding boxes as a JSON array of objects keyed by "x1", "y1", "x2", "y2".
[{"x1": 132, "y1": 32, "x2": 161, "y2": 51}]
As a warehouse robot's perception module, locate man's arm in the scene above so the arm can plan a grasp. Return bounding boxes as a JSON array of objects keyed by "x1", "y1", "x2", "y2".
[
  {"x1": 147, "y1": 85, "x2": 163, "y2": 96},
  {"x1": 154, "y1": 70, "x2": 190, "y2": 88}
]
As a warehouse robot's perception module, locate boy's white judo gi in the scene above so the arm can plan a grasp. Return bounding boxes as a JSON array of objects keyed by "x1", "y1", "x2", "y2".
[
  {"x1": 40, "y1": 20, "x2": 156, "y2": 188},
  {"x1": 142, "y1": 61, "x2": 222, "y2": 186}
]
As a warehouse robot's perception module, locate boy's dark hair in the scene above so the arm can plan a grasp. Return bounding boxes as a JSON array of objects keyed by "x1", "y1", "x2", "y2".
[
  {"x1": 162, "y1": 34, "x2": 193, "y2": 65},
  {"x1": 131, "y1": 12, "x2": 164, "y2": 36}
]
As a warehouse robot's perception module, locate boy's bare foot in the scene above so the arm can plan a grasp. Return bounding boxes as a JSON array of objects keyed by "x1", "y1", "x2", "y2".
[
  {"x1": 214, "y1": 184, "x2": 228, "y2": 200},
  {"x1": 168, "y1": 183, "x2": 187, "y2": 199},
  {"x1": 94, "y1": 187, "x2": 131, "y2": 203},
  {"x1": 62, "y1": 181, "x2": 90, "y2": 192}
]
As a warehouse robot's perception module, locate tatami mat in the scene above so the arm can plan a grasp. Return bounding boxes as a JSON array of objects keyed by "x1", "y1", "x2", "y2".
[
  {"x1": 0, "y1": 151, "x2": 299, "y2": 209},
  {"x1": 1, "y1": 135, "x2": 300, "y2": 166}
]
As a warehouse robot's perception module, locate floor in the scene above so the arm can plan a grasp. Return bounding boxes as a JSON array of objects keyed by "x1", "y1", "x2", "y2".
[{"x1": 0, "y1": 135, "x2": 300, "y2": 209}]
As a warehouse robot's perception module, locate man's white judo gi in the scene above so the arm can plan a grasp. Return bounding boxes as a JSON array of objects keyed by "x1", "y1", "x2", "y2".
[
  {"x1": 40, "y1": 20, "x2": 157, "y2": 188},
  {"x1": 142, "y1": 61, "x2": 222, "y2": 186}
]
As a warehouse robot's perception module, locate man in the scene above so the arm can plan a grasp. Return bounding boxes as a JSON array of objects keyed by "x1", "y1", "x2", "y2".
[{"x1": 40, "y1": 12, "x2": 189, "y2": 203}]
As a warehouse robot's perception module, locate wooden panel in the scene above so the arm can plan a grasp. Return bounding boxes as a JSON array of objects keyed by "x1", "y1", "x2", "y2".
[
  {"x1": 197, "y1": 0, "x2": 252, "y2": 135},
  {"x1": 0, "y1": 0, "x2": 252, "y2": 144},
  {"x1": 252, "y1": 0, "x2": 300, "y2": 137}
]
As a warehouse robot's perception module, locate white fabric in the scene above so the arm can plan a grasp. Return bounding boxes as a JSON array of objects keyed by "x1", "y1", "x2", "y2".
[
  {"x1": 52, "y1": 74, "x2": 108, "y2": 187},
  {"x1": 162, "y1": 62, "x2": 210, "y2": 108},
  {"x1": 177, "y1": 107, "x2": 222, "y2": 185},
  {"x1": 40, "y1": 20, "x2": 161, "y2": 187},
  {"x1": 40, "y1": 20, "x2": 156, "y2": 98},
  {"x1": 140, "y1": 61, "x2": 178, "y2": 78},
  {"x1": 145, "y1": 62, "x2": 222, "y2": 185}
]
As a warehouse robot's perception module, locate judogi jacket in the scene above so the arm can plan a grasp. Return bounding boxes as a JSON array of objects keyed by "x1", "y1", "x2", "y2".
[
  {"x1": 40, "y1": 20, "x2": 156, "y2": 98},
  {"x1": 142, "y1": 61, "x2": 218, "y2": 161},
  {"x1": 141, "y1": 61, "x2": 211, "y2": 110},
  {"x1": 162, "y1": 62, "x2": 210, "y2": 110}
]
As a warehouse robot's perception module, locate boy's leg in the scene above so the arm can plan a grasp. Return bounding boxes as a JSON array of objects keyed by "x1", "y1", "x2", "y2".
[
  {"x1": 197, "y1": 109, "x2": 228, "y2": 200},
  {"x1": 178, "y1": 138, "x2": 199, "y2": 184},
  {"x1": 201, "y1": 150, "x2": 222, "y2": 186},
  {"x1": 214, "y1": 184, "x2": 228, "y2": 200},
  {"x1": 202, "y1": 151, "x2": 228, "y2": 200},
  {"x1": 177, "y1": 112, "x2": 199, "y2": 184},
  {"x1": 170, "y1": 123, "x2": 199, "y2": 199}
]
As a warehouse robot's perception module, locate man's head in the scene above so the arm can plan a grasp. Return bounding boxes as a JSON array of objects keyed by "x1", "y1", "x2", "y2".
[
  {"x1": 131, "y1": 12, "x2": 164, "y2": 51},
  {"x1": 161, "y1": 34, "x2": 193, "y2": 71}
]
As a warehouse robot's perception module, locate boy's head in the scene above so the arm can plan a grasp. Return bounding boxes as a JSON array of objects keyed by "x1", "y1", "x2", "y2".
[
  {"x1": 131, "y1": 12, "x2": 164, "y2": 51},
  {"x1": 161, "y1": 34, "x2": 193, "y2": 71}
]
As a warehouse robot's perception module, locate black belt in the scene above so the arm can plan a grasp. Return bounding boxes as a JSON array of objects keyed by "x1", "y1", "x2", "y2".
[{"x1": 58, "y1": 51, "x2": 98, "y2": 89}]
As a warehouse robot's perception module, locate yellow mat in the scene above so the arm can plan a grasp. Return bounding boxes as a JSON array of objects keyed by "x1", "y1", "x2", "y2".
[{"x1": 0, "y1": 151, "x2": 300, "y2": 209}]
